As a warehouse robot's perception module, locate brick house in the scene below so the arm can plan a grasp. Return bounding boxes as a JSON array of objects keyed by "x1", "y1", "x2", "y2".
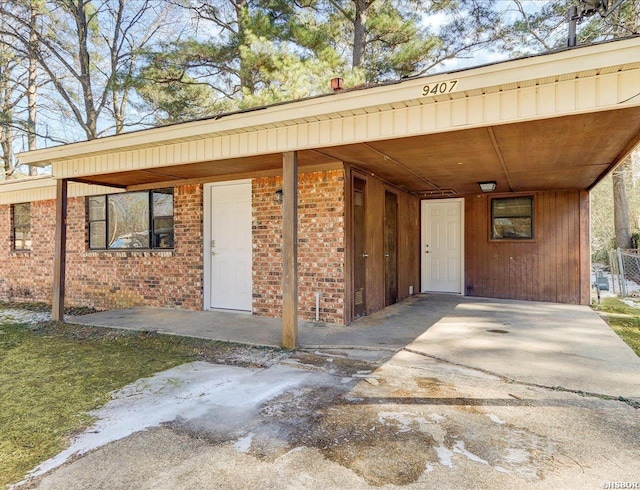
[{"x1": 2, "y1": 37, "x2": 640, "y2": 347}]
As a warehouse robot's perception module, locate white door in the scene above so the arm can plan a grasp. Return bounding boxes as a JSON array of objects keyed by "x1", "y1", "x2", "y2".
[
  {"x1": 204, "y1": 181, "x2": 252, "y2": 310},
  {"x1": 421, "y1": 199, "x2": 464, "y2": 293}
]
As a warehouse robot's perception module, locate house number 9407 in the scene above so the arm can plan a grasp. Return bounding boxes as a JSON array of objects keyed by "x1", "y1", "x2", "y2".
[{"x1": 421, "y1": 80, "x2": 458, "y2": 96}]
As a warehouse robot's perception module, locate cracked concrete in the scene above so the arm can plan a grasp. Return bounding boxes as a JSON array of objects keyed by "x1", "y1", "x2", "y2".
[
  {"x1": 20, "y1": 347, "x2": 640, "y2": 489},
  {"x1": 14, "y1": 295, "x2": 640, "y2": 488}
]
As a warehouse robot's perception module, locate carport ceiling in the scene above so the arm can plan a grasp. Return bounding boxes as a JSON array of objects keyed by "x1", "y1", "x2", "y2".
[
  {"x1": 316, "y1": 106, "x2": 640, "y2": 196},
  {"x1": 72, "y1": 106, "x2": 640, "y2": 196}
]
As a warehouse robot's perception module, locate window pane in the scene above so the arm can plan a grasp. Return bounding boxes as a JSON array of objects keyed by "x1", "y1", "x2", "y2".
[
  {"x1": 14, "y1": 203, "x2": 30, "y2": 227},
  {"x1": 492, "y1": 217, "x2": 532, "y2": 239},
  {"x1": 153, "y1": 189, "x2": 173, "y2": 217},
  {"x1": 153, "y1": 217, "x2": 174, "y2": 248},
  {"x1": 89, "y1": 196, "x2": 106, "y2": 221},
  {"x1": 15, "y1": 227, "x2": 32, "y2": 250},
  {"x1": 108, "y1": 192, "x2": 150, "y2": 249},
  {"x1": 89, "y1": 222, "x2": 106, "y2": 249},
  {"x1": 492, "y1": 197, "x2": 532, "y2": 218}
]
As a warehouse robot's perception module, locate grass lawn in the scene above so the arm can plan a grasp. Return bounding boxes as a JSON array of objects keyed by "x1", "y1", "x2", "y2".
[
  {"x1": 593, "y1": 297, "x2": 640, "y2": 357},
  {"x1": 0, "y1": 315, "x2": 250, "y2": 488}
]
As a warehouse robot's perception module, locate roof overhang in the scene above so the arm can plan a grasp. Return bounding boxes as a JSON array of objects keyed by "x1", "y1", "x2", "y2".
[
  {"x1": 0, "y1": 176, "x2": 122, "y2": 205},
  {"x1": 16, "y1": 36, "x2": 640, "y2": 195}
]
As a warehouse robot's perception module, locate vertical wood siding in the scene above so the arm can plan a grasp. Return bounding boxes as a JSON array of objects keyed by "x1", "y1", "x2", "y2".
[
  {"x1": 353, "y1": 172, "x2": 420, "y2": 318},
  {"x1": 397, "y1": 191, "x2": 421, "y2": 302},
  {"x1": 464, "y1": 190, "x2": 590, "y2": 304}
]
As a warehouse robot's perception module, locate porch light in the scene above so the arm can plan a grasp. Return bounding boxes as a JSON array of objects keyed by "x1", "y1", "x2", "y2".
[
  {"x1": 330, "y1": 77, "x2": 344, "y2": 92},
  {"x1": 274, "y1": 188, "x2": 283, "y2": 204},
  {"x1": 478, "y1": 181, "x2": 497, "y2": 192}
]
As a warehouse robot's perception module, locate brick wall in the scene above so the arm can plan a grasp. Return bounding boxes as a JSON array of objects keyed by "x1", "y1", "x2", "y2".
[
  {"x1": 252, "y1": 170, "x2": 345, "y2": 324},
  {"x1": 0, "y1": 200, "x2": 57, "y2": 302},
  {"x1": 0, "y1": 184, "x2": 203, "y2": 310},
  {"x1": 2, "y1": 174, "x2": 346, "y2": 324}
]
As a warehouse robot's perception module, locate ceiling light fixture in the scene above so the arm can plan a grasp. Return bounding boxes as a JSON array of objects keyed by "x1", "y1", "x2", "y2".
[{"x1": 478, "y1": 181, "x2": 497, "y2": 192}]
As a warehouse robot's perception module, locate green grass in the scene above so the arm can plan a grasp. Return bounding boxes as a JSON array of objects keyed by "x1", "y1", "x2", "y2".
[
  {"x1": 593, "y1": 297, "x2": 640, "y2": 357},
  {"x1": 0, "y1": 318, "x2": 249, "y2": 488}
]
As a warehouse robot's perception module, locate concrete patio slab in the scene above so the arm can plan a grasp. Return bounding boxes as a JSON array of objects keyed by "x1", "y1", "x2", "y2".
[
  {"x1": 404, "y1": 297, "x2": 640, "y2": 400},
  {"x1": 70, "y1": 294, "x2": 640, "y2": 399},
  {"x1": 71, "y1": 294, "x2": 459, "y2": 351}
]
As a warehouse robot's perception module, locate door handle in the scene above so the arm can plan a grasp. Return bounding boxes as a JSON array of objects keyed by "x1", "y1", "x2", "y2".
[
  {"x1": 362, "y1": 253, "x2": 369, "y2": 258},
  {"x1": 384, "y1": 254, "x2": 390, "y2": 258}
]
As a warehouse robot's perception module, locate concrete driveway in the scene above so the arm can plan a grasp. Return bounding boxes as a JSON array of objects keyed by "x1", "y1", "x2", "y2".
[{"x1": 22, "y1": 296, "x2": 640, "y2": 489}]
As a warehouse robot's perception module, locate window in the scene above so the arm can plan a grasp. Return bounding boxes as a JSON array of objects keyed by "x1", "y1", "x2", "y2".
[
  {"x1": 491, "y1": 196, "x2": 534, "y2": 240},
  {"x1": 88, "y1": 189, "x2": 174, "y2": 250},
  {"x1": 13, "y1": 203, "x2": 31, "y2": 250}
]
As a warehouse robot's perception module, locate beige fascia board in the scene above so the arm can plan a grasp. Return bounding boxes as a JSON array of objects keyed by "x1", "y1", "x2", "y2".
[
  {"x1": 18, "y1": 37, "x2": 640, "y2": 168},
  {"x1": 49, "y1": 65, "x2": 640, "y2": 181},
  {"x1": 0, "y1": 175, "x2": 54, "y2": 190},
  {"x1": 0, "y1": 177, "x2": 122, "y2": 204}
]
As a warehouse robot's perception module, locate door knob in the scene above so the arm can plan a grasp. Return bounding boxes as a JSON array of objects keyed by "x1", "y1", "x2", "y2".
[{"x1": 362, "y1": 253, "x2": 369, "y2": 258}]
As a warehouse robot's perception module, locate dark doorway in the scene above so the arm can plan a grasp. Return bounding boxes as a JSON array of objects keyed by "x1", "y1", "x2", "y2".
[
  {"x1": 384, "y1": 190, "x2": 398, "y2": 306},
  {"x1": 353, "y1": 177, "x2": 367, "y2": 318}
]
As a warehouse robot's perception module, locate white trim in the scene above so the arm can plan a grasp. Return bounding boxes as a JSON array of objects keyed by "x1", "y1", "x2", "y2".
[
  {"x1": 203, "y1": 179, "x2": 252, "y2": 311},
  {"x1": 421, "y1": 198, "x2": 465, "y2": 294}
]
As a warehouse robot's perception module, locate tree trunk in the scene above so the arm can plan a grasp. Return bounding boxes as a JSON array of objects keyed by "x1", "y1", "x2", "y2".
[
  {"x1": 27, "y1": 0, "x2": 38, "y2": 175},
  {"x1": 234, "y1": 0, "x2": 254, "y2": 94},
  {"x1": 352, "y1": 0, "x2": 368, "y2": 68},
  {"x1": 0, "y1": 121, "x2": 13, "y2": 177},
  {"x1": 0, "y1": 11, "x2": 13, "y2": 177},
  {"x1": 73, "y1": 0, "x2": 98, "y2": 139},
  {"x1": 613, "y1": 160, "x2": 632, "y2": 249}
]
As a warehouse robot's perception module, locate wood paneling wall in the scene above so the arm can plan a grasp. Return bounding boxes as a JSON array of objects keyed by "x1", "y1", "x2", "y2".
[
  {"x1": 397, "y1": 191, "x2": 421, "y2": 302},
  {"x1": 465, "y1": 190, "x2": 590, "y2": 305},
  {"x1": 365, "y1": 177, "x2": 386, "y2": 314},
  {"x1": 349, "y1": 169, "x2": 420, "y2": 320}
]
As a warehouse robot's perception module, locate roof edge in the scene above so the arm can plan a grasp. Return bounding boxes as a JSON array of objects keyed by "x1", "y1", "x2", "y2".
[{"x1": 18, "y1": 35, "x2": 640, "y2": 166}]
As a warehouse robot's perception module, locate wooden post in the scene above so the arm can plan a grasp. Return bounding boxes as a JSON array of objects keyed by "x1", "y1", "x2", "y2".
[
  {"x1": 52, "y1": 179, "x2": 68, "y2": 322},
  {"x1": 282, "y1": 151, "x2": 298, "y2": 349}
]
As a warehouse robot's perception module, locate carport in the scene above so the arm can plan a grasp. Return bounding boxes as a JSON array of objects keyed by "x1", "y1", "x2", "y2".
[{"x1": 14, "y1": 36, "x2": 640, "y2": 349}]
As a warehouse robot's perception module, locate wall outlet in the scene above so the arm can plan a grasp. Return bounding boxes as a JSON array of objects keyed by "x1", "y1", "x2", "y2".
[{"x1": 409, "y1": 285, "x2": 414, "y2": 295}]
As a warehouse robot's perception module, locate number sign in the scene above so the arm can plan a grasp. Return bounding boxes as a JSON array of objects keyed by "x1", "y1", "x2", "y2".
[{"x1": 421, "y1": 80, "x2": 458, "y2": 97}]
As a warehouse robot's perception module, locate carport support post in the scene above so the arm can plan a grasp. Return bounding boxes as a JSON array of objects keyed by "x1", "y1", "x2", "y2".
[
  {"x1": 282, "y1": 151, "x2": 298, "y2": 349},
  {"x1": 52, "y1": 178, "x2": 68, "y2": 322}
]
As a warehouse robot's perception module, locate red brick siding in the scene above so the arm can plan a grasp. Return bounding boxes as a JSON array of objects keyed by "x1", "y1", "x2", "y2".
[
  {"x1": 252, "y1": 170, "x2": 345, "y2": 324},
  {"x1": 0, "y1": 200, "x2": 57, "y2": 302},
  {"x1": 0, "y1": 185, "x2": 203, "y2": 310},
  {"x1": 2, "y1": 175, "x2": 346, "y2": 323}
]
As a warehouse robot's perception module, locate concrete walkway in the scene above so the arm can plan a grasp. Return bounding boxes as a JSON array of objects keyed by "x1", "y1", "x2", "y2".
[{"x1": 72, "y1": 294, "x2": 640, "y2": 400}]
